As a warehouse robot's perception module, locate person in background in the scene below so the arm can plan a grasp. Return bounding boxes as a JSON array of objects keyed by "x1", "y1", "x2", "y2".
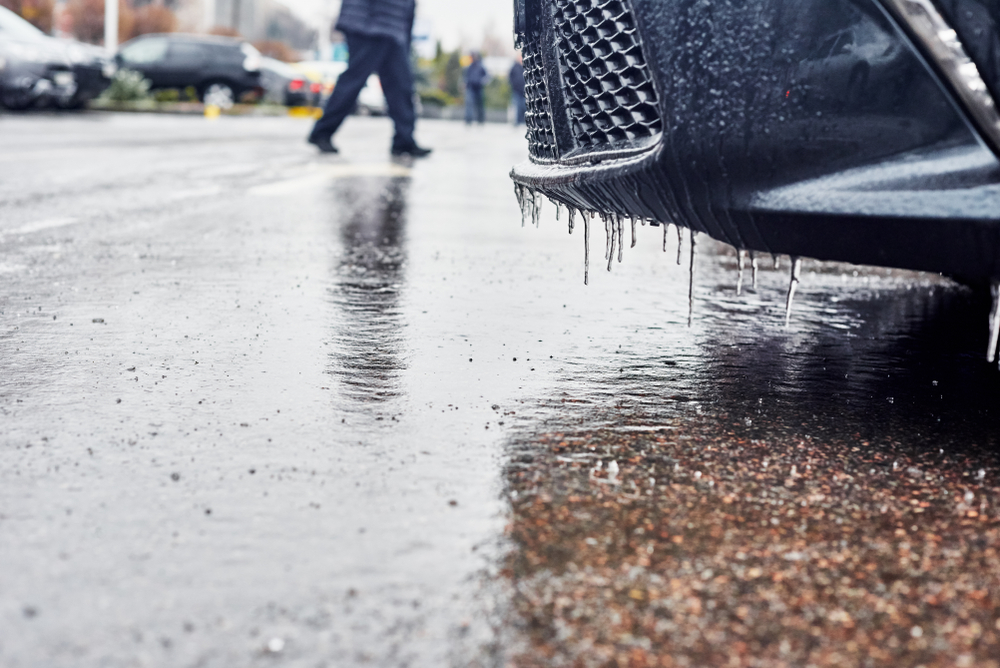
[
  {"x1": 308, "y1": 0, "x2": 431, "y2": 157},
  {"x1": 509, "y1": 52, "x2": 525, "y2": 126},
  {"x1": 464, "y1": 52, "x2": 488, "y2": 125}
]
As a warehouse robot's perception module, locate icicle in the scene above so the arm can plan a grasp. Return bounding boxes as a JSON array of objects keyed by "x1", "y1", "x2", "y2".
[
  {"x1": 676, "y1": 224, "x2": 684, "y2": 265},
  {"x1": 988, "y1": 281, "x2": 1000, "y2": 362},
  {"x1": 555, "y1": 201, "x2": 562, "y2": 221},
  {"x1": 662, "y1": 222, "x2": 669, "y2": 252},
  {"x1": 604, "y1": 216, "x2": 621, "y2": 271},
  {"x1": 567, "y1": 206, "x2": 576, "y2": 235},
  {"x1": 773, "y1": 254, "x2": 780, "y2": 270},
  {"x1": 688, "y1": 230, "x2": 698, "y2": 327},
  {"x1": 617, "y1": 216, "x2": 624, "y2": 263},
  {"x1": 584, "y1": 215, "x2": 590, "y2": 285},
  {"x1": 784, "y1": 257, "x2": 802, "y2": 327},
  {"x1": 630, "y1": 217, "x2": 637, "y2": 248},
  {"x1": 750, "y1": 250, "x2": 759, "y2": 291},
  {"x1": 532, "y1": 191, "x2": 543, "y2": 227},
  {"x1": 736, "y1": 249, "x2": 745, "y2": 296},
  {"x1": 517, "y1": 185, "x2": 528, "y2": 227},
  {"x1": 603, "y1": 214, "x2": 611, "y2": 260}
]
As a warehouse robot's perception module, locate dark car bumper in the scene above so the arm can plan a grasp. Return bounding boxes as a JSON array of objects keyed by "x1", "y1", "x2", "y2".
[{"x1": 510, "y1": 0, "x2": 1000, "y2": 282}]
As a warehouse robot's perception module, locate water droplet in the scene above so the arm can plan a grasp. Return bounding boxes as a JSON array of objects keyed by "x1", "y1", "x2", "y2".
[
  {"x1": 607, "y1": 460, "x2": 619, "y2": 476},
  {"x1": 267, "y1": 638, "x2": 285, "y2": 653}
]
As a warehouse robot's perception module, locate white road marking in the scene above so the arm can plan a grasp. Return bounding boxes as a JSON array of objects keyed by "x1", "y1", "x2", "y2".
[{"x1": 5, "y1": 217, "x2": 80, "y2": 235}]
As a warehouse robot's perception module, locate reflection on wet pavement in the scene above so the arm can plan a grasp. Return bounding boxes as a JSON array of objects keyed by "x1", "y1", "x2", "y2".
[
  {"x1": 500, "y1": 250, "x2": 1000, "y2": 667},
  {"x1": 329, "y1": 177, "x2": 410, "y2": 408}
]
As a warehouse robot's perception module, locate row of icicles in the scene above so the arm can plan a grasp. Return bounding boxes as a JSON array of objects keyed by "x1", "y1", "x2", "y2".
[{"x1": 514, "y1": 182, "x2": 803, "y2": 328}]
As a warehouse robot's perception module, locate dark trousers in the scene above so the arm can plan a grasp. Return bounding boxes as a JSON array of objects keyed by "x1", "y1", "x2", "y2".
[
  {"x1": 464, "y1": 85, "x2": 485, "y2": 124},
  {"x1": 512, "y1": 92, "x2": 525, "y2": 125},
  {"x1": 311, "y1": 32, "x2": 416, "y2": 148}
]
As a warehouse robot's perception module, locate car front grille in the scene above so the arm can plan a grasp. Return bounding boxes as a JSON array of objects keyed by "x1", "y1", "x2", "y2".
[
  {"x1": 520, "y1": 0, "x2": 661, "y2": 162},
  {"x1": 523, "y1": 44, "x2": 559, "y2": 162},
  {"x1": 552, "y1": 0, "x2": 661, "y2": 151}
]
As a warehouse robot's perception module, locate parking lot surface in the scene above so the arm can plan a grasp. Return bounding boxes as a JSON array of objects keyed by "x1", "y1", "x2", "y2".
[{"x1": 1, "y1": 112, "x2": 998, "y2": 667}]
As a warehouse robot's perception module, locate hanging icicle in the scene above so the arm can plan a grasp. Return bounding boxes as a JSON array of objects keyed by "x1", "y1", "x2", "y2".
[
  {"x1": 555, "y1": 201, "x2": 562, "y2": 222},
  {"x1": 773, "y1": 253, "x2": 780, "y2": 270},
  {"x1": 784, "y1": 257, "x2": 802, "y2": 327},
  {"x1": 607, "y1": 216, "x2": 617, "y2": 272},
  {"x1": 736, "y1": 249, "x2": 745, "y2": 296},
  {"x1": 662, "y1": 222, "x2": 669, "y2": 253},
  {"x1": 630, "y1": 217, "x2": 637, "y2": 249},
  {"x1": 988, "y1": 281, "x2": 1000, "y2": 362},
  {"x1": 617, "y1": 216, "x2": 624, "y2": 263},
  {"x1": 568, "y1": 206, "x2": 576, "y2": 235},
  {"x1": 676, "y1": 224, "x2": 684, "y2": 265},
  {"x1": 584, "y1": 214, "x2": 591, "y2": 286},
  {"x1": 603, "y1": 214, "x2": 611, "y2": 261},
  {"x1": 688, "y1": 230, "x2": 698, "y2": 327},
  {"x1": 750, "y1": 250, "x2": 759, "y2": 291},
  {"x1": 532, "y1": 191, "x2": 543, "y2": 227}
]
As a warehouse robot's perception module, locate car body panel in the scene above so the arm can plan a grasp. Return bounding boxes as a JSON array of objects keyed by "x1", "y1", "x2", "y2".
[{"x1": 510, "y1": 0, "x2": 1000, "y2": 282}]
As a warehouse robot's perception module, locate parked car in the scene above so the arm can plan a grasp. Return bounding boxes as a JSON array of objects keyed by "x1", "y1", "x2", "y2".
[
  {"x1": 0, "y1": 5, "x2": 113, "y2": 110},
  {"x1": 259, "y1": 56, "x2": 316, "y2": 106},
  {"x1": 510, "y1": 0, "x2": 1000, "y2": 350},
  {"x1": 116, "y1": 33, "x2": 262, "y2": 107}
]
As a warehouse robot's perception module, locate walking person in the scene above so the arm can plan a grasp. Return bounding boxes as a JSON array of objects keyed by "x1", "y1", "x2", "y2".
[
  {"x1": 308, "y1": 0, "x2": 431, "y2": 157},
  {"x1": 463, "y1": 52, "x2": 487, "y2": 125},
  {"x1": 509, "y1": 52, "x2": 525, "y2": 125}
]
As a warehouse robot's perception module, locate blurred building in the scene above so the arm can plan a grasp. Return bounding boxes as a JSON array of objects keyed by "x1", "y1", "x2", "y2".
[{"x1": 173, "y1": 0, "x2": 315, "y2": 49}]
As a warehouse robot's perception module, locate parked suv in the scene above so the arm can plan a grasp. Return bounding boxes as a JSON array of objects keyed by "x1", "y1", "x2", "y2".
[{"x1": 116, "y1": 33, "x2": 262, "y2": 107}]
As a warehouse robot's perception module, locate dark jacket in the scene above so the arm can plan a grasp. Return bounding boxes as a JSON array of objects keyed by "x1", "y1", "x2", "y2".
[
  {"x1": 336, "y1": 0, "x2": 416, "y2": 48},
  {"x1": 464, "y1": 60, "x2": 488, "y2": 89}
]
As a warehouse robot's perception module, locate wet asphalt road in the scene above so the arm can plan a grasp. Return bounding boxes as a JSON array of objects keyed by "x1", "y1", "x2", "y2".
[{"x1": 1, "y1": 112, "x2": 999, "y2": 667}]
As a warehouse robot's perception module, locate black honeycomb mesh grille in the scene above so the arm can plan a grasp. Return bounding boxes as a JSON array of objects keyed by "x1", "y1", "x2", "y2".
[
  {"x1": 552, "y1": 0, "x2": 661, "y2": 152},
  {"x1": 523, "y1": 44, "x2": 558, "y2": 161}
]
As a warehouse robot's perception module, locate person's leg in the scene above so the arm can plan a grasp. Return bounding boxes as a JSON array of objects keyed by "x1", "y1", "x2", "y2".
[
  {"x1": 476, "y1": 88, "x2": 485, "y2": 124},
  {"x1": 514, "y1": 93, "x2": 526, "y2": 125},
  {"x1": 464, "y1": 89, "x2": 475, "y2": 124},
  {"x1": 310, "y1": 33, "x2": 387, "y2": 141},
  {"x1": 375, "y1": 39, "x2": 417, "y2": 149}
]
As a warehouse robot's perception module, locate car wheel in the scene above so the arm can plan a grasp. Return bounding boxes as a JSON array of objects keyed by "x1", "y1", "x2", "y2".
[
  {"x1": 1, "y1": 90, "x2": 34, "y2": 111},
  {"x1": 201, "y1": 81, "x2": 236, "y2": 109}
]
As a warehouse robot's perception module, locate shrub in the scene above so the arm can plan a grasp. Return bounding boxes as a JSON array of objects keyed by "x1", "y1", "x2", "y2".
[
  {"x1": 484, "y1": 77, "x2": 511, "y2": 110},
  {"x1": 419, "y1": 88, "x2": 457, "y2": 108},
  {"x1": 103, "y1": 68, "x2": 150, "y2": 102},
  {"x1": 153, "y1": 88, "x2": 179, "y2": 103}
]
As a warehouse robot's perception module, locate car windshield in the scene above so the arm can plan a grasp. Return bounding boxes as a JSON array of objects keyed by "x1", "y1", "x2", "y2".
[{"x1": 0, "y1": 6, "x2": 46, "y2": 40}]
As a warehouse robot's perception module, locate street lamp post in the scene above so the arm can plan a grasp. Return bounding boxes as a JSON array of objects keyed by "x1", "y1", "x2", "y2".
[{"x1": 104, "y1": 0, "x2": 118, "y2": 55}]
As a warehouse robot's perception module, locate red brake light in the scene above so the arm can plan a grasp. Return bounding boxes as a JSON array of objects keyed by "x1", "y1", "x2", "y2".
[
  {"x1": 289, "y1": 79, "x2": 304, "y2": 91},
  {"x1": 310, "y1": 82, "x2": 322, "y2": 93}
]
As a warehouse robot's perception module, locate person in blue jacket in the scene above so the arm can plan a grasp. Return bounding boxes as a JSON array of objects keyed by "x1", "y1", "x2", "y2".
[
  {"x1": 308, "y1": 0, "x2": 431, "y2": 157},
  {"x1": 464, "y1": 52, "x2": 488, "y2": 125}
]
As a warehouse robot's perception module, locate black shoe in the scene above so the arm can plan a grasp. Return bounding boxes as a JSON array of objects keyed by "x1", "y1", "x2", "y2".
[
  {"x1": 391, "y1": 142, "x2": 432, "y2": 158},
  {"x1": 308, "y1": 132, "x2": 338, "y2": 154}
]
